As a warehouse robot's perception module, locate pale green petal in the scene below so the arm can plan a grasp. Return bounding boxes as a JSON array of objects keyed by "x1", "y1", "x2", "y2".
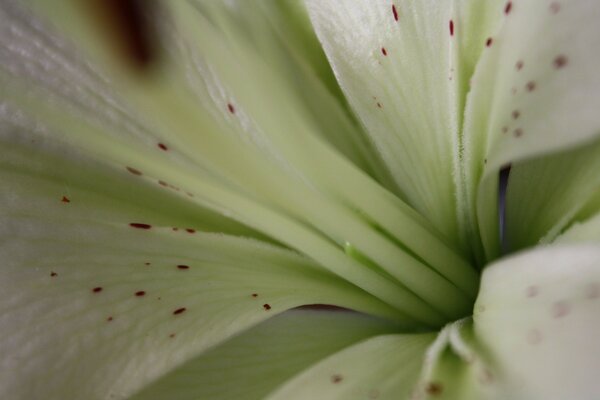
[
  {"x1": 130, "y1": 309, "x2": 399, "y2": 400},
  {"x1": 267, "y1": 332, "x2": 435, "y2": 400},
  {"x1": 1, "y1": 0, "x2": 478, "y2": 322},
  {"x1": 0, "y1": 131, "x2": 411, "y2": 400},
  {"x1": 305, "y1": 0, "x2": 503, "y2": 249},
  {"x1": 462, "y1": 0, "x2": 600, "y2": 258},
  {"x1": 555, "y1": 210, "x2": 600, "y2": 244},
  {"x1": 506, "y1": 137, "x2": 600, "y2": 250},
  {"x1": 471, "y1": 245, "x2": 600, "y2": 399}
]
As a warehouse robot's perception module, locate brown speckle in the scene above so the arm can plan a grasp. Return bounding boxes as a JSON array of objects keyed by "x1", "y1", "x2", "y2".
[
  {"x1": 50, "y1": 271, "x2": 58, "y2": 277},
  {"x1": 512, "y1": 110, "x2": 520, "y2": 119},
  {"x1": 172, "y1": 227, "x2": 179, "y2": 232},
  {"x1": 61, "y1": 196, "x2": 70, "y2": 203},
  {"x1": 173, "y1": 307, "x2": 187, "y2": 315},
  {"x1": 376, "y1": 102, "x2": 382, "y2": 108},
  {"x1": 169, "y1": 333, "x2": 176, "y2": 338},
  {"x1": 485, "y1": 37, "x2": 493, "y2": 47},
  {"x1": 504, "y1": 1, "x2": 512, "y2": 14},
  {"x1": 177, "y1": 264, "x2": 190, "y2": 270},
  {"x1": 185, "y1": 228, "x2": 196, "y2": 234},
  {"x1": 513, "y1": 128, "x2": 523, "y2": 137},
  {"x1": 515, "y1": 60, "x2": 524, "y2": 71},
  {"x1": 553, "y1": 55, "x2": 568, "y2": 69},
  {"x1": 144, "y1": 262, "x2": 151, "y2": 266},
  {"x1": 92, "y1": 287, "x2": 103, "y2": 293},
  {"x1": 130, "y1": 223, "x2": 152, "y2": 230},
  {"x1": 263, "y1": 303, "x2": 272, "y2": 311},
  {"x1": 331, "y1": 374, "x2": 343, "y2": 384},
  {"x1": 126, "y1": 166, "x2": 142, "y2": 176},
  {"x1": 107, "y1": 316, "x2": 114, "y2": 322},
  {"x1": 251, "y1": 293, "x2": 258, "y2": 298},
  {"x1": 135, "y1": 290, "x2": 146, "y2": 297},
  {"x1": 551, "y1": 301, "x2": 570, "y2": 318},
  {"x1": 502, "y1": 126, "x2": 509, "y2": 134},
  {"x1": 227, "y1": 103, "x2": 235, "y2": 114},
  {"x1": 526, "y1": 81, "x2": 536, "y2": 92},
  {"x1": 158, "y1": 142, "x2": 168, "y2": 151},
  {"x1": 158, "y1": 180, "x2": 168, "y2": 187},
  {"x1": 425, "y1": 382, "x2": 443, "y2": 395},
  {"x1": 392, "y1": 4, "x2": 399, "y2": 21},
  {"x1": 526, "y1": 285, "x2": 539, "y2": 298},
  {"x1": 381, "y1": 47, "x2": 388, "y2": 56}
]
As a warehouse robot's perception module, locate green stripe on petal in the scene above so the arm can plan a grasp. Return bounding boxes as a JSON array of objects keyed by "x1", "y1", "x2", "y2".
[{"x1": 129, "y1": 309, "x2": 399, "y2": 400}]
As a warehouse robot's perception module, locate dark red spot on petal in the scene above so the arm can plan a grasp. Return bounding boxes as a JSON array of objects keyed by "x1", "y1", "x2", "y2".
[
  {"x1": 92, "y1": 287, "x2": 103, "y2": 293},
  {"x1": 135, "y1": 290, "x2": 146, "y2": 297},
  {"x1": 381, "y1": 47, "x2": 387, "y2": 56},
  {"x1": 107, "y1": 316, "x2": 113, "y2": 322},
  {"x1": 130, "y1": 223, "x2": 152, "y2": 229},
  {"x1": 61, "y1": 196, "x2": 70, "y2": 203},
  {"x1": 177, "y1": 264, "x2": 189, "y2": 270},
  {"x1": 157, "y1": 142, "x2": 168, "y2": 151},
  {"x1": 425, "y1": 382, "x2": 444, "y2": 395},
  {"x1": 512, "y1": 110, "x2": 520, "y2": 119},
  {"x1": 504, "y1": 1, "x2": 512, "y2": 14},
  {"x1": 485, "y1": 37, "x2": 493, "y2": 47},
  {"x1": 526, "y1": 81, "x2": 536, "y2": 92},
  {"x1": 185, "y1": 228, "x2": 196, "y2": 234},
  {"x1": 449, "y1": 19, "x2": 454, "y2": 36},
  {"x1": 553, "y1": 55, "x2": 568, "y2": 69},
  {"x1": 50, "y1": 271, "x2": 58, "y2": 277},
  {"x1": 126, "y1": 166, "x2": 142, "y2": 176},
  {"x1": 526, "y1": 285, "x2": 538, "y2": 298},
  {"x1": 515, "y1": 60, "x2": 524, "y2": 71},
  {"x1": 263, "y1": 303, "x2": 271, "y2": 311},
  {"x1": 331, "y1": 374, "x2": 343, "y2": 384},
  {"x1": 251, "y1": 293, "x2": 258, "y2": 298},
  {"x1": 392, "y1": 4, "x2": 399, "y2": 21},
  {"x1": 513, "y1": 128, "x2": 523, "y2": 137},
  {"x1": 551, "y1": 301, "x2": 570, "y2": 318},
  {"x1": 173, "y1": 307, "x2": 187, "y2": 315},
  {"x1": 227, "y1": 103, "x2": 235, "y2": 114}
]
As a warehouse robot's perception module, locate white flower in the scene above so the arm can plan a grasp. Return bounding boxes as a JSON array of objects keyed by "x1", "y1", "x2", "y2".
[{"x1": 1, "y1": 0, "x2": 599, "y2": 399}]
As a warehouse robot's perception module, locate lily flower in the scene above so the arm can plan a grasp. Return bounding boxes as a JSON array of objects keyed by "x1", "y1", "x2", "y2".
[{"x1": 1, "y1": 0, "x2": 599, "y2": 399}]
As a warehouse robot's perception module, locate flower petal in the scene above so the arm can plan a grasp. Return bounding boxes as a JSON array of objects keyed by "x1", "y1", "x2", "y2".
[
  {"x1": 472, "y1": 245, "x2": 600, "y2": 399},
  {"x1": 461, "y1": 0, "x2": 600, "y2": 258},
  {"x1": 305, "y1": 0, "x2": 503, "y2": 247},
  {"x1": 0, "y1": 134, "x2": 409, "y2": 399},
  {"x1": 505, "y1": 137, "x2": 600, "y2": 251},
  {"x1": 129, "y1": 309, "x2": 399, "y2": 400},
  {"x1": 266, "y1": 332, "x2": 435, "y2": 400}
]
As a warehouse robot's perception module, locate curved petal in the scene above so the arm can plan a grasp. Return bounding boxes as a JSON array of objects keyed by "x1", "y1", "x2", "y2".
[
  {"x1": 266, "y1": 332, "x2": 435, "y2": 400},
  {"x1": 305, "y1": 0, "x2": 503, "y2": 246},
  {"x1": 472, "y1": 245, "x2": 600, "y2": 399},
  {"x1": 505, "y1": 137, "x2": 600, "y2": 251},
  {"x1": 0, "y1": 134, "x2": 410, "y2": 400},
  {"x1": 461, "y1": 0, "x2": 600, "y2": 258},
  {"x1": 129, "y1": 309, "x2": 399, "y2": 400}
]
